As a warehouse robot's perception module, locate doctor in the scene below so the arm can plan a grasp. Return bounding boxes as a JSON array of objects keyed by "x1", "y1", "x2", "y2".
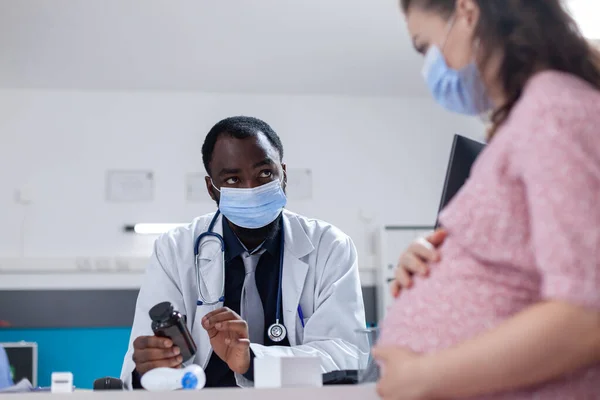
[{"x1": 121, "y1": 116, "x2": 367, "y2": 388}]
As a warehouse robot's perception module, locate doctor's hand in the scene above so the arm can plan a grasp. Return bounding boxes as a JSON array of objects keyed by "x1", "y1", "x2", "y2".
[
  {"x1": 390, "y1": 229, "x2": 447, "y2": 298},
  {"x1": 132, "y1": 336, "x2": 183, "y2": 377},
  {"x1": 202, "y1": 307, "x2": 251, "y2": 374},
  {"x1": 373, "y1": 346, "x2": 432, "y2": 400}
]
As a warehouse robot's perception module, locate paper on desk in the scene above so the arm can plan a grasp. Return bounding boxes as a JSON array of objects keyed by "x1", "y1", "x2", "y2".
[{"x1": 0, "y1": 379, "x2": 33, "y2": 393}]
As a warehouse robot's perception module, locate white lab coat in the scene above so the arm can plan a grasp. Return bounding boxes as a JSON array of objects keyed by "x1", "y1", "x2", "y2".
[{"x1": 120, "y1": 210, "x2": 368, "y2": 388}]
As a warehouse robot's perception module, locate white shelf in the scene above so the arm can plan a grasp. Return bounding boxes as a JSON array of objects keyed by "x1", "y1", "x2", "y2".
[
  {"x1": 0, "y1": 257, "x2": 148, "y2": 274},
  {"x1": 0, "y1": 257, "x2": 376, "y2": 290}
]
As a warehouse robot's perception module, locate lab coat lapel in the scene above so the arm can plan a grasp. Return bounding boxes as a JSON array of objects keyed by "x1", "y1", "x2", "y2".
[{"x1": 281, "y1": 211, "x2": 314, "y2": 346}]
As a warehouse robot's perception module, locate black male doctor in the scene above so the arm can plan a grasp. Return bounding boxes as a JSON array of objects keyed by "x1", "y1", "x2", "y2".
[{"x1": 120, "y1": 116, "x2": 368, "y2": 388}]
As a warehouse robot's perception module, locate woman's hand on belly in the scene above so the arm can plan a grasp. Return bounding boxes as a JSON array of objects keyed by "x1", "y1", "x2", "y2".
[{"x1": 390, "y1": 229, "x2": 447, "y2": 298}]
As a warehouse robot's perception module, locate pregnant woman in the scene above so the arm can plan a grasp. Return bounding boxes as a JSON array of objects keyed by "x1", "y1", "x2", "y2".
[{"x1": 374, "y1": 1, "x2": 600, "y2": 399}]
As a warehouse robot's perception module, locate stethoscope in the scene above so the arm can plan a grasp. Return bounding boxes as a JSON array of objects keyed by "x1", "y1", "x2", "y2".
[{"x1": 194, "y1": 210, "x2": 304, "y2": 343}]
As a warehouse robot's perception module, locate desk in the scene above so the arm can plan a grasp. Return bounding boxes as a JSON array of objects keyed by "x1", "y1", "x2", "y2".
[{"x1": 10, "y1": 385, "x2": 378, "y2": 400}]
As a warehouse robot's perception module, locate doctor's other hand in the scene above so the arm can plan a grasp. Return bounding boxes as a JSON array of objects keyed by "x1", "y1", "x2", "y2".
[
  {"x1": 373, "y1": 346, "x2": 431, "y2": 400},
  {"x1": 202, "y1": 307, "x2": 251, "y2": 374},
  {"x1": 390, "y1": 229, "x2": 447, "y2": 298},
  {"x1": 132, "y1": 336, "x2": 183, "y2": 376}
]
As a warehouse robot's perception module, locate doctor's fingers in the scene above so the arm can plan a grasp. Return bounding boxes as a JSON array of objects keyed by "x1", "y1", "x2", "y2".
[
  {"x1": 133, "y1": 346, "x2": 181, "y2": 364},
  {"x1": 203, "y1": 306, "x2": 240, "y2": 320},
  {"x1": 135, "y1": 357, "x2": 183, "y2": 376},
  {"x1": 203, "y1": 309, "x2": 242, "y2": 328},
  {"x1": 215, "y1": 320, "x2": 249, "y2": 338},
  {"x1": 133, "y1": 335, "x2": 173, "y2": 350},
  {"x1": 224, "y1": 337, "x2": 251, "y2": 349}
]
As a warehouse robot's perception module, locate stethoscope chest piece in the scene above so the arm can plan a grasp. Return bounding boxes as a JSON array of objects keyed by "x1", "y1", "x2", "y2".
[{"x1": 267, "y1": 321, "x2": 287, "y2": 342}]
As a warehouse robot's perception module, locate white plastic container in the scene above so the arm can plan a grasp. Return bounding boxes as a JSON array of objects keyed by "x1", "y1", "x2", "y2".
[
  {"x1": 51, "y1": 372, "x2": 73, "y2": 393},
  {"x1": 254, "y1": 356, "x2": 322, "y2": 389},
  {"x1": 141, "y1": 364, "x2": 206, "y2": 392}
]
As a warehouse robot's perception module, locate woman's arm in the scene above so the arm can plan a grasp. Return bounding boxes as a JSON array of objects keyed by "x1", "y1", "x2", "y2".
[{"x1": 375, "y1": 301, "x2": 600, "y2": 399}]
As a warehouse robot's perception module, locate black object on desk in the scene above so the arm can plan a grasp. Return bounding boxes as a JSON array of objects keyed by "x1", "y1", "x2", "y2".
[
  {"x1": 323, "y1": 370, "x2": 358, "y2": 385},
  {"x1": 93, "y1": 377, "x2": 124, "y2": 390}
]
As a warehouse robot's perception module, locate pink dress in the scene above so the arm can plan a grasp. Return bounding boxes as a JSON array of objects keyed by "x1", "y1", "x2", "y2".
[{"x1": 379, "y1": 71, "x2": 600, "y2": 399}]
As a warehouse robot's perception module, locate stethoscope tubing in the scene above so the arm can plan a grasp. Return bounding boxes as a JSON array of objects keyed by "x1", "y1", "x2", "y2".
[{"x1": 194, "y1": 211, "x2": 305, "y2": 329}]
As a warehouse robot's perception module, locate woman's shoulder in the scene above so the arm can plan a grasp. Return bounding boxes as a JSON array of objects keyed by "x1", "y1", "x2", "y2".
[
  {"x1": 525, "y1": 70, "x2": 599, "y2": 96},
  {"x1": 517, "y1": 70, "x2": 600, "y2": 118},
  {"x1": 502, "y1": 70, "x2": 600, "y2": 149}
]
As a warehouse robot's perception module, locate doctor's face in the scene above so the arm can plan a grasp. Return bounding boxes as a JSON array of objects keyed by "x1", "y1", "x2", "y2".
[{"x1": 204, "y1": 132, "x2": 286, "y2": 202}]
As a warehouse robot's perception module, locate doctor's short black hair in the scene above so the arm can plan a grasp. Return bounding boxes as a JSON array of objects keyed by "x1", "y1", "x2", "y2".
[{"x1": 202, "y1": 116, "x2": 284, "y2": 175}]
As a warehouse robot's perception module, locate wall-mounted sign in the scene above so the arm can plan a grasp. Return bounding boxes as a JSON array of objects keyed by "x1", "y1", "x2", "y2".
[{"x1": 106, "y1": 170, "x2": 154, "y2": 202}]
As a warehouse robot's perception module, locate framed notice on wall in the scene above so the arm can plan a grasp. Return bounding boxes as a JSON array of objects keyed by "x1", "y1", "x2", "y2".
[{"x1": 106, "y1": 170, "x2": 154, "y2": 202}]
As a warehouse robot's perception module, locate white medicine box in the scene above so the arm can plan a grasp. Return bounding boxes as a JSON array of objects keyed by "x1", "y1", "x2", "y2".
[
  {"x1": 254, "y1": 356, "x2": 322, "y2": 389},
  {"x1": 51, "y1": 372, "x2": 74, "y2": 393}
]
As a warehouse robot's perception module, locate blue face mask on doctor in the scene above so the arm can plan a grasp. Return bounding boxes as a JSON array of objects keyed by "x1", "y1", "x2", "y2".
[
  {"x1": 212, "y1": 178, "x2": 287, "y2": 229},
  {"x1": 422, "y1": 17, "x2": 494, "y2": 116}
]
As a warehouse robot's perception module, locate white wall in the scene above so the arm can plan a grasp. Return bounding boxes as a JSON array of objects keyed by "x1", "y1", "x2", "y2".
[{"x1": 0, "y1": 89, "x2": 484, "y2": 270}]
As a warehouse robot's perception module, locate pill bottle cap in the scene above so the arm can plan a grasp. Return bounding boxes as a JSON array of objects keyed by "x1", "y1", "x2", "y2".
[{"x1": 149, "y1": 302, "x2": 174, "y2": 323}]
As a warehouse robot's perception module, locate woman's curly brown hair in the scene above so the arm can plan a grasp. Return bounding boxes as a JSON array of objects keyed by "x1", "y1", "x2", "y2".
[{"x1": 401, "y1": 0, "x2": 600, "y2": 138}]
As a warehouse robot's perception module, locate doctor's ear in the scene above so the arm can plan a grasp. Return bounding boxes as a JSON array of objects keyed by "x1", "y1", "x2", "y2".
[
  {"x1": 204, "y1": 176, "x2": 218, "y2": 202},
  {"x1": 281, "y1": 164, "x2": 287, "y2": 188}
]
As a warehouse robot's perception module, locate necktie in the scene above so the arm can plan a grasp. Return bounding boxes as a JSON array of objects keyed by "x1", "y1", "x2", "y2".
[{"x1": 240, "y1": 250, "x2": 265, "y2": 345}]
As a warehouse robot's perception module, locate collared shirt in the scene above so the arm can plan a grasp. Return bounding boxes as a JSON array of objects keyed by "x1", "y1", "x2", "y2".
[
  {"x1": 0, "y1": 346, "x2": 13, "y2": 389},
  {"x1": 204, "y1": 216, "x2": 290, "y2": 387}
]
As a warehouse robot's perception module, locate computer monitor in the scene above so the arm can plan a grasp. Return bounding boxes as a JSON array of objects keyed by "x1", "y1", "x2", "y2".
[
  {"x1": 1, "y1": 342, "x2": 37, "y2": 386},
  {"x1": 436, "y1": 134, "x2": 485, "y2": 228}
]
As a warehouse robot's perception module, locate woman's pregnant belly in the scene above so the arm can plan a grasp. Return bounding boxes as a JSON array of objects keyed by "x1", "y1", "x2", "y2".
[{"x1": 379, "y1": 238, "x2": 541, "y2": 352}]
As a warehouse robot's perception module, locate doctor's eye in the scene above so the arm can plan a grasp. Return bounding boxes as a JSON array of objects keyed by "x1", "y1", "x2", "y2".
[
  {"x1": 224, "y1": 177, "x2": 239, "y2": 185},
  {"x1": 259, "y1": 170, "x2": 273, "y2": 179}
]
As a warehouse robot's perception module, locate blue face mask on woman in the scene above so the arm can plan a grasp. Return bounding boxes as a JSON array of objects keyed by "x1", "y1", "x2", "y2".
[
  {"x1": 213, "y1": 178, "x2": 287, "y2": 229},
  {"x1": 422, "y1": 18, "x2": 494, "y2": 116}
]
